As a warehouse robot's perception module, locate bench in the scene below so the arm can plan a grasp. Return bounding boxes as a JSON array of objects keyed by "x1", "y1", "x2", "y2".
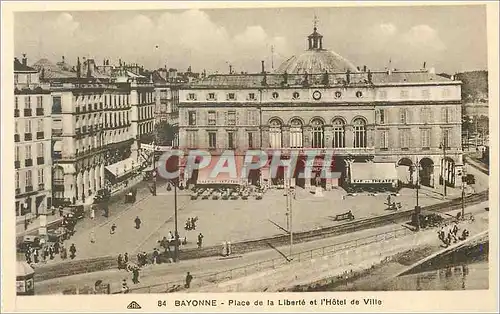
[{"x1": 335, "y1": 211, "x2": 355, "y2": 221}]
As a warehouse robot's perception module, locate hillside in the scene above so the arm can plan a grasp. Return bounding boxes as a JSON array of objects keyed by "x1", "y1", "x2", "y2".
[{"x1": 455, "y1": 71, "x2": 488, "y2": 102}]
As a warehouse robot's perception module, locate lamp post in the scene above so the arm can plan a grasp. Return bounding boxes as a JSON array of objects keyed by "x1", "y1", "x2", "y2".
[
  {"x1": 174, "y1": 180, "x2": 179, "y2": 262},
  {"x1": 439, "y1": 141, "x2": 448, "y2": 198},
  {"x1": 413, "y1": 159, "x2": 421, "y2": 231}
]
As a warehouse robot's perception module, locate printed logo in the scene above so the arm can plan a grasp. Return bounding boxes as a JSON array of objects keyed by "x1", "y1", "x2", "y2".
[{"x1": 127, "y1": 301, "x2": 142, "y2": 310}]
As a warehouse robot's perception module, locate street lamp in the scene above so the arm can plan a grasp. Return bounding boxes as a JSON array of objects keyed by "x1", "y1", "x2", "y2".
[
  {"x1": 439, "y1": 141, "x2": 448, "y2": 198},
  {"x1": 173, "y1": 178, "x2": 179, "y2": 262},
  {"x1": 412, "y1": 159, "x2": 421, "y2": 231}
]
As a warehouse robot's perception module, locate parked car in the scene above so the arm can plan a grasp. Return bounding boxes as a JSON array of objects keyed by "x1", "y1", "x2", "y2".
[
  {"x1": 64, "y1": 205, "x2": 85, "y2": 220},
  {"x1": 94, "y1": 188, "x2": 111, "y2": 204}
]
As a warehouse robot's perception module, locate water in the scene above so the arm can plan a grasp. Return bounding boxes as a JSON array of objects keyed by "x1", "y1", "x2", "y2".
[{"x1": 378, "y1": 260, "x2": 489, "y2": 290}]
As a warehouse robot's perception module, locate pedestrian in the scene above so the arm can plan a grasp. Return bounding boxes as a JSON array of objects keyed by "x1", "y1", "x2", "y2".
[
  {"x1": 168, "y1": 231, "x2": 174, "y2": 241},
  {"x1": 90, "y1": 206, "x2": 95, "y2": 220},
  {"x1": 60, "y1": 245, "x2": 67, "y2": 260},
  {"x1": 54, "y1": 241, "x2": 60, "y2": 254},
  {"x1": 134, "y1": 216, "x2": 141, "y2": 229},
  {"x1": 33, "y1": 249, "x2": 39, "y2": 263},
  {"x1": 453, "y1": 223, "x2": 459, "y2": 237},
  {"x1": 25, "y1": 250, "x2": 32, "y2": 264},
  {"x1": 132, "y1": 267, "x2": 140, "y2": 284},
  {"x1": 227, "y1": 241, "x2": 232, "y2": 256},
  {"x1": 185, "y1": 272, "x2": 193, "y2": 289},
  {"x1": 24, "y1": 218, "x2": 29, "y2": 230},
  {"x1": 152, "y1": 248, "x2": 159, "y2": 264},
  {"x1": 49, "y1": 246, "x2": 55, "y2": 260},
  {"x1": 117, "y1": 254, "x2": 123, "y2": 269},
  {"x1": 69, "y1": 243, "x2": 77, "y2": 259},
  {"x1": 192, "y1": 217, "x2": 197, "y2": 230},
  {"x1": 110, "y1": 223, "x2": 117, "y2": 234},
  {"x1": 124, "y1": 252, "x2": 129, "y2": 264},
  {"x1": 59, "y1": 206, "x2": 63, "y2": 217},
  {"x1": 197, "y1": 233, "x2": 204, "y2": 249},
  {"x1": 90, "y1": 230, "x2": 96, "y2": 244},
  {"x1": 121, "y1": 279, "x2": 130, "y2": 294}
]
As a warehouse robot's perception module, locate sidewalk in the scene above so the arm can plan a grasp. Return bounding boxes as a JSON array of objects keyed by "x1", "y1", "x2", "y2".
[
  {"x1": 16, "y1": 174, "x2": 145, "y2": 237},
  {"x1": 34, "y1": 201, "x2": 489, "y2": 294}
]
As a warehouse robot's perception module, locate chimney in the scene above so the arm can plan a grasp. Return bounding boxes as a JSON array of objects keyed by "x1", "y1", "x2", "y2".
[
  {"x1": 229, "y1": 64, "x2": 232, "y2": 74},
  {"x1": 76, "y1": 57, "x2": 81, "y2": 78},
  {"x1": 22, "y1": 53, "x2": 27, "y2": 66},
  {"x1": 261, "y1": 60, "x2": 265, "y2": 73},
  {"x1": 346, "y1": 69, "x2": 351, "y2": 84},
  {"x1": 357, "y1": 66, "x2": 360, "y2": 71},
  {"x1": 363, "y1": 65, "x2": 367, "y2": 72}
]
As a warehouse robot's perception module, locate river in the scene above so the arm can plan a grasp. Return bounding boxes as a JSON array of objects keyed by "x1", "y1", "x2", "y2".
[{"x1": 374, "y1": 244, "x2": 489, "y2": 291}]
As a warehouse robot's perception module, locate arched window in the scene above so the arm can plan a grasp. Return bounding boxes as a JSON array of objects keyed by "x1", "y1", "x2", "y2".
[
  {"x1": 311, "y1": 119, "x2": 324, "y2": 148},
  {"x1": 332, "y1": 118, "x2": 345, "y2": 148},
  {"x1": 269, "y1": 119, "x2": 282, "y2": 148},
  {"x1": 289, "y1": 118, "x2": 303, "y2": 148},
  {"x1": 353, "y1": 118, "x2": 367, "y2": 148}
]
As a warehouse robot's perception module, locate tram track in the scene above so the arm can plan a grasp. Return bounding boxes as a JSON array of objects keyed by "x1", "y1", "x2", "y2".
[{"x1": 33, "y1": 190, "x2": 488, "y2": 282}]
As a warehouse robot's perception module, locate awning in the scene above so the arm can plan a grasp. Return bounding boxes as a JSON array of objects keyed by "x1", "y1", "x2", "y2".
[
  {"x1": 351, "y1": 162, "x2": 398, "y2": 184},
  {"x1": 194, "y1": 155, "x2": 244, "y2": 185},
  {"x1": 105, "y1": 158, "x2": 139, "y2": 178}
]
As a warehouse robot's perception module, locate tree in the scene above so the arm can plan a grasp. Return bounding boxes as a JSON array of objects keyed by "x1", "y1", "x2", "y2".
[{"x1": 154, "y1": 121, "x2": 178, "y2": 146}]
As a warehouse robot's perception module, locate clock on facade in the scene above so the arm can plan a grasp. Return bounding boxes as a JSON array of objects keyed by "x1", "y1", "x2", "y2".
[{"x1": 312, "y1": 90, "x2": 322, "y2": 100}]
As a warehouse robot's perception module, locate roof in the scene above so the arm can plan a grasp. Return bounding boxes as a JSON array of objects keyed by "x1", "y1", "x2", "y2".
[
  {"x1": 32, "y1": 58, "x2": 77, "y2": 79},
  {"x1": 185, "y1": 70, "x2": 457, "y2": 88},
  {"x1": 14, "y1": 58, "x2": 37, "y2": 72},
  {"x1": 276, "y1": 49, "x2": 359, "y2": 75}
]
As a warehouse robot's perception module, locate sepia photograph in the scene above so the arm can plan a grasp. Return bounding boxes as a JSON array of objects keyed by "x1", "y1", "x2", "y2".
[{"x1": 2, "y1": 1, "x2": 498, "y2": 312}]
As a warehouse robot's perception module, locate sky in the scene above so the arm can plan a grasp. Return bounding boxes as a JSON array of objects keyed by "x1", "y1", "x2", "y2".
[{"x1": 14, "y1": 4, "x2": 488, "y2": 74}]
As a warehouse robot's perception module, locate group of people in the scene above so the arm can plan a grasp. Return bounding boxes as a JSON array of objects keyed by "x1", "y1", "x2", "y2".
[
  {"x1": 438, "y1": 222, "x2": 470, "y2": 247},
  {"x1": 184, "y1": 217, "x2": 198, "y2": 231},
  {"x1": 24, "y1": 242, "x2": 77, "y2": 264}
]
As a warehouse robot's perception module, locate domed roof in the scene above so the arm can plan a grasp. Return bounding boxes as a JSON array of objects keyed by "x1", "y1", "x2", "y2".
[{"x1": 275, "y1": 27, "x2": 358, "y2": 74}]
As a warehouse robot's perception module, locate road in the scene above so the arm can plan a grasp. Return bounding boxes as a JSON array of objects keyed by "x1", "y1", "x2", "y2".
[{"x1": 34, "y1": 201, "x2": 489, "y2": 294}]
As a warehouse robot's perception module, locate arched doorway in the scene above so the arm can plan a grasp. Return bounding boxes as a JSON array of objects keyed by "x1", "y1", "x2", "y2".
[
  {"x1": 419, "y1": 158, "x2": 434, "y2": 187},
  {"x1": 441, "y1": 157, "x2": 456, "y2": 187},
  {"x1": 397, "y1": 158, "x2": 414, "y2": 186}
]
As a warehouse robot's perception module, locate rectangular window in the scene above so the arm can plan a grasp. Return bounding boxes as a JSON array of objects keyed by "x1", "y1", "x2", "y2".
[
  {"x1": 380, "y1": 130, "x2": 389, "y2": 149},
  {"x1": 15, "y1": 171, "x2": 20, "y2": 189},
  {"x1": 207, "y1": 93, "x2": 216, "y2": 100},
  {"x1": 15, "y1": 146, "x2": 20, "y2": 161},
  {"x1": 37, "y1": 142, "x2": 44, "y2": 157},
  {"x1": 248, "y1": 93, "x2": 256, "y2": 100},
  {"x1": 421, "y1": 89, "x2": 430, "y2": 99},
  {"x1": 208, "y1": 111, "x2": 216, "y2": 125},
  {"x1": 15, "y1": 96, "x2": 19, "y2": 109},
  {"x1": 188, "y1": 111, "x2": 197, "y2": 126},
  {"x1": 25, "y1": 170, "x2": 32, "y2": 187},
  {"x1": 441, "y1": 107, "x2": 453, "y2": 123},
  {"x1": 443, "y1": 129, "x2": 451, "y2": 148},
  {"x1": 25, "y1": 120, "x2": 32, "y2": 133},
  {"x1": 187, "y1": 93, "x2": 196, "y2": 101},
  {"x1": 400, "y1": 108, "x2": 408, "y2": 124},
  {"x1": 208, "y1": 132, "x2": 217, "y2": 149},
  {"x1": 227, "y1": 132, "x2": 235, "y2": 149},
  {"x1": 420, "y1": 107, "x2": 431, "y2": 124},
  {"x1": 37, "y1": 96, "x2": 43, "y2": 108},
  {"x1": 378, "y1": 90, "x2": 387, "y2": 99},
  {"x1": 247, "y1": 110, "x2": 257, "y2": 125},
  {"x1": 187, "y1": 130, "x2": 197, "y2": 148},
  {"x1": 399, "y1": 129, "x2": 410, "y2": 149},
  {"x1": 421, "y1": 129, "x2": 431, "y2": 149},
  {"x1": 37, "y1": 119, "x2": 44, "y2": 132},
  {"x1": 228, "y1": 111, "x2": 236, "y2": 126},
  {"x1": 25, "y1": 145, "x2": 32, "y2": 159},
  {"x1": 52, "y1": 96, "x2": 62, "y2": 114},
  {"x1": 227, "y1": 93, "x2": 236, "y2": 100},
  {"x1": 248, "y1": 132, "x2": 254, "y2": 148},
  {"x1": 24, "y1": 96, "x2": 31, "y2": 109},
  {"x1": 15, "y1": 121, "x2": 19, "y2": 134},
  {"x1": 379, "y1": 109, "x2": 386, "y2": 124},
  {"x1": 38, "y1": 168, "x2": 44, "y2": 184}
]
